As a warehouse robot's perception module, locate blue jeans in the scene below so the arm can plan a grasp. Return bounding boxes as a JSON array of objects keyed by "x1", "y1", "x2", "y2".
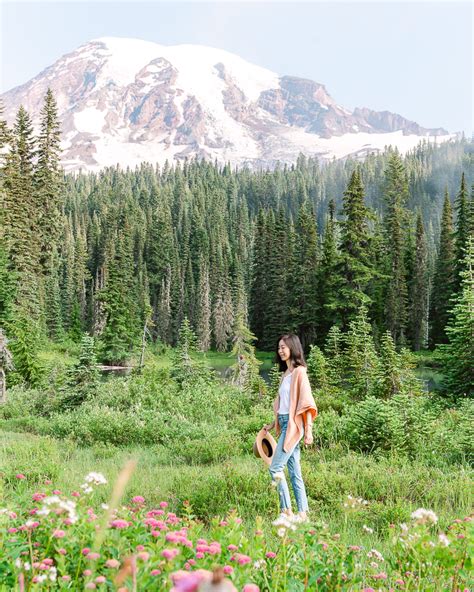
[{"x1": 269, "y1": 414, "x2": 309, "y2": 512}]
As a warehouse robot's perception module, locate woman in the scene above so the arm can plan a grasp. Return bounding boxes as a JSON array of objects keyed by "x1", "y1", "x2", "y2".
[{"x1": 263, "y1": 334, "x2": 317, "y2": 524}]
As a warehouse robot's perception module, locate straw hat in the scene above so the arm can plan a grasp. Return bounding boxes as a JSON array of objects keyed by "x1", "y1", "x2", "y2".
[{"x1": 253, "y1": 428, "x2": 277, "y2": 466}]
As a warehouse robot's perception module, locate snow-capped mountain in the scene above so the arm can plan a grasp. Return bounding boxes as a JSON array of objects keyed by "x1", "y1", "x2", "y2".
[{"x1": 0, "y1": 37, "x2": 454, "y2": 171}]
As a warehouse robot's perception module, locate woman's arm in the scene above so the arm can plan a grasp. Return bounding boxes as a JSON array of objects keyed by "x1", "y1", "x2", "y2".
[{"x1": 304, "y1": 410, "x2": 314, "y2": 445}]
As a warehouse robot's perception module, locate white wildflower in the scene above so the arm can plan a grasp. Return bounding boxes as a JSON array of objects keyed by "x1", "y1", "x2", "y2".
[
  {"x1": 438, "y1": 533, "x2": 450, "y2": 547},
  {"x1": 277, "y1": 527, "x2": 286, "y2": 537},
  {"x1": 15, "y1": 558, "x2": 22, "y2": 568},
  {"x1": 369, "y1": 561, "x2": 378, "y2": 569},
  {"x1": 400, "y1": 523, "x2": 409, "y2": 533},
  {"x1": 49, "y1": 567, "x2": 57, "y2": 582},
  {"x1": 84, "y1": 472, "x2": 107, "y2": 485},
  {"x1": 344, "y1": 494, "x2": 368, "y2": 510},
  {"x1": 254, "y1": 559, "x2": 265, "y2": 569},
  {"x1": 24, "y1": 562, "x2": 31, "y2": 571},
  {"x1": 411, "y1": 508, "x2": 438, "y2": 525},
  {"x1": 36, "y1": 574, "x2": 47, "y2": 583},
  {"x1": 362, "y1": 524, "x2": 374, "y2": 534},
  {"x1": 101, "y1": 504, "x2": 109, "y2": 510},
  {"x1": 367, "y1": 549, "x2": 384, "y2": 562}
]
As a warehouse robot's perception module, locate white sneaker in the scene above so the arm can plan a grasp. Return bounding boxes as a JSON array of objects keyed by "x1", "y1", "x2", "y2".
[
  {"x1": 290, "y1": 513, "x2": 309, "y2": 524},
  {"x1": 272, "y1": 513, "x2": 293, "y2": 527}
]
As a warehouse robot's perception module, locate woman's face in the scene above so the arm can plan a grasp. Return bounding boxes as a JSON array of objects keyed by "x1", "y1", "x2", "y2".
[{"x1": 278, "y1": 339, "x2": 291, "y2": 363}]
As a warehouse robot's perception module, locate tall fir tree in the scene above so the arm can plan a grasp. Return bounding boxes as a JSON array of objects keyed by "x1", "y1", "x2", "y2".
[
  {"x1": 407, "y1": 212, "x2": 429, "y2": 350},
  {"x1": 317, "y1": 199, "x2": 340, "y2": 339},
  {"x1": 35, "y1": 88, "x2": 63, "y2": 273},
  {"x1": 332, "y1": 168, "x2": 373, "y2": 328},
  {"x1": 438, "y1": 236, "x2": 474, "y2": 399},
  {"x1": 453, "y1": 173, "x2": 472, "y2": 291},
  {"x1": 383, "y1": 152, "x2": 409, "y2": 345},
  {"x1": 290, "y1": 200, "x2": 319, "y2": 349},
  {"x1": 430, "y1": 189, "x2": 456, "y2": 346}
]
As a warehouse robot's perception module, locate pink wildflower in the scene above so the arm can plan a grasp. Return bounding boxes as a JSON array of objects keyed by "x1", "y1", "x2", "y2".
[
  {"x1": 395, "y1": 580, "x2": 405, "y2": 587},
  {"x1": 58, "y1": 548, "x2": 67, "y2": 556},
  {"x1": 87, "y1": 552, "x2": 100, "y2": 560},
  {"x1": 82, "y1": 548, "x2": 91, "y2": 556},
  {"x1": 372, "y1": 573, "x2": 388, "y2": 580},
  {"x1": 220, "y1": 520, "x2": 228, "y2": 526},
  {"x1": 53, "y1": 530, "x2": 66, "y2": 539},
  {"x1": 132, "y1": 495, "x2": 145, "y2": 504},
  {"x1": 110, "y1": 519, "x2": 129, "y2": 529},
  {"x1": 227, "y1": 544, "x2": 238, "y2": 551},
  {"x1": 71, "y1": 491, "x2": 80, "y2": 497},
  {"x1": 32, "y1": 492, "x2": 46, "y2": 502},
  {"x1": 162, "y1": 548, "x2": 179, "y2": 560},
  {"x1": 237, "y1": 554, "x2": 251, "y2": 566},
  {"x1": 52, "y1": 489, "x2": 61, "y2": 495},
  {"x1": 136, "y1": 544, "x2": 145, "y2": 551},
  {"x1": 95, "y1": 576, "x2": 106, "y2": 584},
  {"x1": 137, "y1": 552, "x2": 150, "y2": 561},
  {"x1": 85, "y1": 584, "x2": 96, "y2": 590},
  {"x1": 243, "y1": 585, "x2": 260, "y2": 592},
  {"x1": 159, "y1": 501, "x2": 168, "y2": 508},
  {"x1": 151, "y1": 569, "x2": 161, "y2": 576},
  {"x1": 7, "y1": 528, "x2": 17, "y2": 534},
  {"x1": 265, "y1": 552, "x2": 276, "y2": 559},
  {"x1": 105, "y1": 559, "x2": 120, "y2": 569},
  {"x1": 223, "y1": 566, "x2": 233, "y2": 575},
  {"x1": 83, "y1": 569, "x2": 92, "y2": 576},
  {"x1": 61, "y1": 576, "x2": 71, "y2": 581},
  {"x1": 15, "y1": 474, "x2": 26, "y2": 480},
  {"x1": 196, "y1": 552, "x2": 205, "y2": 559}
]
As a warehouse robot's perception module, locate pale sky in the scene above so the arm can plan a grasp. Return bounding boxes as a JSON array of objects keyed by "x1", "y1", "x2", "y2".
[{"x1": 0, "y1": 0, "x2": 472, "y2": 134}]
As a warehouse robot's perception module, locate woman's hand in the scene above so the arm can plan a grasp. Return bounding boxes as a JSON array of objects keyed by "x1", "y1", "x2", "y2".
[
  {"x1": 263, "y1": 423, "x2": 274, "y2": 434},
  {"x1": 304, "y1": 428, "x2": 313, "y2": 446}
]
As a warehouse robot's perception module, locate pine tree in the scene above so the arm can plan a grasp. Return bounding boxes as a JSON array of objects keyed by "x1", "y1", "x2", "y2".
[
  {"x1": 213, "y1": 280, "x2": 234, "y2": 352},
  {"x1": 262, "y1": 208, "x2": 291, "y2": 348},
  {"x1": 317, "y1": 199, "x2": 340, "y2": 339},
  {"x1": 35, "y1": 88, "x2": 63, "y2": 272},
  {"x1": 3, "y1": 106, "x2": 41, "y2": 317},
  {"x1": 430, "y1": 189, "x2": 456, "y2": 346},
  {"x1": 342, "y1": 304, "x2": 379, "y2": 399},
  {"x1": 249, "y1": 210, "x2": 267, "y2": 342},
  {"x1": 44, "y1": 247, "x2": 64, "y2": 339},
  {"x1": 98, "y1": 228, "x2": 141, "y2": 365},
  {"x1": 332, "y1": 169, "x2": 373, "y2": 328},
  {"x1": 453, "y1": 173, "x2": 473, "y2": 292},
  {"x1": 324, "y1": 325, "x2": 344, "y2": 388},
  {"x1": 171, "y1": 316, "x2": 208, "y2": 385},
  {"x1": 196, "y1": 258, "x2": 211, "y2": 351},
  {"x1": 438, "y1": 236, "x2": 474, "y2": 399},
  {"x1": 408, "y1": 212, "x2": 429, "y2": 350},
  {"x1": 230, "y1": 312, "x2": 262, "y2": 393},
  {"x1": 383, "y1": 152, "x2": 409, "y2": 345},
  {"x1": 291, "y1": 200, "x2": 319, "y2": 348}
]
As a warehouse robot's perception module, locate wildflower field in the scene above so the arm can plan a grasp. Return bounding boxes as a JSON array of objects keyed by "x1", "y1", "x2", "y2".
[{"x1": 1, "y1": 346, "x2": 473, "y2": 591}]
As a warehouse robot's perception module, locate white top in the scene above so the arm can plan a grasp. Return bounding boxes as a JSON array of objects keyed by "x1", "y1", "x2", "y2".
[{"x1": 278, "y1": 373, "x2": 293, "y2": 414}]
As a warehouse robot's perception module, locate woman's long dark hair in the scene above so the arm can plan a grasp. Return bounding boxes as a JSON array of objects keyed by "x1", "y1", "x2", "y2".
[{"x1": 275, "y1": 334, "x2": 307, "y2": 372}]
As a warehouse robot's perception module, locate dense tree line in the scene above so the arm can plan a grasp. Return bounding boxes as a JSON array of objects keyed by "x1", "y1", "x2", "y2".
[{"x1": 0, "y1": 92, "x2": 473, "y2": 397}]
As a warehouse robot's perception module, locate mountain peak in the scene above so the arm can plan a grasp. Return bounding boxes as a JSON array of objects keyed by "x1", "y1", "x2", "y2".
[{"x1": 0, "y1": 38, "x2": 453, "y2": 171}]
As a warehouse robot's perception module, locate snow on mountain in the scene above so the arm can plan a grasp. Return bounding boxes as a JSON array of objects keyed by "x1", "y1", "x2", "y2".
[{"x1": 0, "y1": 37, "x2": 455, "y2": 171}]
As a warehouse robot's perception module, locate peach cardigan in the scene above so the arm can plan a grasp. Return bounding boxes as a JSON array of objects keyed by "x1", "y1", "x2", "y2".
[{"x1": 273, "y1": 365, "x2": 318, "y2": 452}]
